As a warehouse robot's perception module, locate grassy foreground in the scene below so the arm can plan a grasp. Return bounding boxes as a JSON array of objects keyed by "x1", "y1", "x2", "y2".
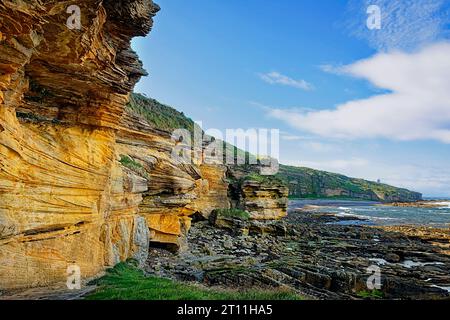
[{"x1": 85, "y1": 262, "x2": 302, "y2": 300}]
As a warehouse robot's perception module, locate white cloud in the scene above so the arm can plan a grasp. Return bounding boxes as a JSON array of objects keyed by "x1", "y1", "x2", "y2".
[
  {"x1": 385, "y1": 166, "x2": 450, "y2": 196},
  {"x1": 258, "y1": 72, "x2": 313, "y2": 91},
  {"x1": 267, "y1": 42, "x2": 450, "y2": 143},
  {"x1": 280, "y1": 133, "x2": 311, "y2": 141},
  {"x1": 319, "y1": 64, "x2": 344, "y2": 74},
  {"x1": 303, "y1": 142, "x2": 338, "y2": 153},
  {"x1": 345, "y1": 0, "x2": 449, "y2": 52},
  {"x1": 281, "y1": 135, "x2": 305, "y2": 141}
]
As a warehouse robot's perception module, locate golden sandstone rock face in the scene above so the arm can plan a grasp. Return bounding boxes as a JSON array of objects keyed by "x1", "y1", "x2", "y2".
[
  {"x1": 239, "y1": 181, "x2": 289, "y2": 220},
  {"x1": 0, "y1": 0, "x2": 287, "y2": 290},
  {"x1": 227, "y1": 167, "x2": 289, "y2": 220},
  {"x1": 0, "y1": 0, "x2": 158, "y2": 289},
  {"x1": 116, "y1": 107, "x2": 231, "y2": 248}
]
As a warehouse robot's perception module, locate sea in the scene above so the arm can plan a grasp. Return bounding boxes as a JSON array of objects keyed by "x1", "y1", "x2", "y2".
[{"x1": 289, "y1": 198, "x2": 450, "y2": 228}]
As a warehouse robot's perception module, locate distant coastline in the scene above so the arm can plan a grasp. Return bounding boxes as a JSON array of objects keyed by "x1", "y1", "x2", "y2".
[
  {"x1": 288, "y1": 196, "x2": 376, "y2": 201},
  {"x1": 289, "y1": 199, "x2": 450, "y2": 228}
]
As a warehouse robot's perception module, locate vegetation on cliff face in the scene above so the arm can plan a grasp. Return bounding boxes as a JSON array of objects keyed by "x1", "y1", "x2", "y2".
[
  {"x1": 119, "y1": 154, "x2": 144, "y2": 171},
  {"x1": 86, "y1": 261, "x2": 302, "y2": 300},
  {"x1": 127, "y1": 93, "x2": 198, "y2": 133},
  {"x1": 276, "y1": 165, "x2": 422, "y2": 202},
  {"x1": 128, "y1": 93, "x2": 255, "y2": 162},
  {"x1": 119, "y1": 154, "x2": 149, "y2": 179},
  {"x1": 243, "y1": 172, "x2": 285, "y2": 186}
]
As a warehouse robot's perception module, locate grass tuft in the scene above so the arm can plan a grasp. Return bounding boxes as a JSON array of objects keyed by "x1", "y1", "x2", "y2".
[
  {"x1": 213, "y1": 208, "x2": 251, "y2": 221},
  {"x1": 119, "y1": 155, "x2": 149, "y2": 179},
  {"x1": 85, "y1": 262, "x2": 302, "y2": 300},
  {"x1": 357, "y1": 289, "x2": 384, "y2": 299}
]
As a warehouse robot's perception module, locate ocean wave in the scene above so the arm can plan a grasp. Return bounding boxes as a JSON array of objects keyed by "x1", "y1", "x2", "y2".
[
  {"x1": 372, "y1": 216, "x2": 402, "y2": 221},
  {"x1": 431, "y1": 285, "x2": 450, "y2": 293},
  {"x1": 434, "y1": 211, "x2": 450, "y2": 215},
  {"x1": 334, "y1": 212, "x2": 400, "y2": 221},
  {"x1": 335, "y1": 212, "x2": 363, "y2": 218},
  {"x1": 312, "y1": 202, "x2": 449, "y2": 226},
  {"x1": 401, "y1": 260, "x2": 444, "y2": 269},
  {"x1": 434, "y1": 202, "x2": 450, "y2": 208},
  {"x1": 351, "y1": 208, "x2": 377, "y2": 212}
]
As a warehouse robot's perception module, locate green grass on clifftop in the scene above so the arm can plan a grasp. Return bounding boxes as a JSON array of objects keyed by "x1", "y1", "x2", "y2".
[
  {"x1": 85, "y1": 262, "x2": 302, "y2": 300},
  {"x1": 127, "y1": 93, "x2": 198, "y2": 133}
]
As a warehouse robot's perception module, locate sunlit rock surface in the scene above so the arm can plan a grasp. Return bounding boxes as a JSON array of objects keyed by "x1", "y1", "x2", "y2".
[
  {"x1": 0, "y1": 0, "x2": 288, "y2": 290},
  {"x1": 227, "y1": 167, "x2": 289, "y2": 220},
  {"x1": 0, "y1": 0, "x2": 159, "y2": 289}
]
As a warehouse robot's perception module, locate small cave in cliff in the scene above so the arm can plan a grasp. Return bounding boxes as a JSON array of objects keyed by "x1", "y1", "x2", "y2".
[
  {"x1": 149, "y1": 241, "x2": 179, "y2": 253},
  {"x1": 227, "y1": 182, "x2": 242, "y2": 209},
  {"x1": 190, "y1": 211, "x2": 207, "y2": 223}
]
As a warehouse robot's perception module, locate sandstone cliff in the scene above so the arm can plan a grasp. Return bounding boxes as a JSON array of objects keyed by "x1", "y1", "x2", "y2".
[
  {"x1": 227, "y1": 167, "x2": 288, "y2": 220},
  {"x1": 0, "y1": 0, "x2": 160, "y2": 289},
  {"x1": 0, "y1": 1, "x2": 287, "y2": 290},
  {"x1": 117, "y1": 96, "x2": 232, "y2": 249}
]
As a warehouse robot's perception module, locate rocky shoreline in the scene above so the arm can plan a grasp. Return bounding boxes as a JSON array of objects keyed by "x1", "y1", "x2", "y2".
[
  {"x1": 381, "y1": 200, "x2": 450, "y2": 208},
  {"x1": 145, "y1": 209, "x2": 450, "y2": 300}
]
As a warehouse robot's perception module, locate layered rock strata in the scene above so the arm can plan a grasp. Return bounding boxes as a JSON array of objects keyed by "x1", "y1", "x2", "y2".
[
  {"x1": 237, "y1": 180, "x2": 289, "y2": 220},
  {"x1": 0, "y1": 0, "x2": 159, "y2": 289},
  {"x1": 0, "y1": 1, "x2": 288, "y2": 291},
  {"x1": 116, "y1": 106, "x2": 231, "y2": 248},
  {"x1": 227, "y1": 167, "x2": 289, "y2": 220}
]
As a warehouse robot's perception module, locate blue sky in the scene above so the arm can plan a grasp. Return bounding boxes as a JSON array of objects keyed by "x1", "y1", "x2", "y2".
[{"x1": 133, "y1": 0, "x2": 450, "y2": 197}]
